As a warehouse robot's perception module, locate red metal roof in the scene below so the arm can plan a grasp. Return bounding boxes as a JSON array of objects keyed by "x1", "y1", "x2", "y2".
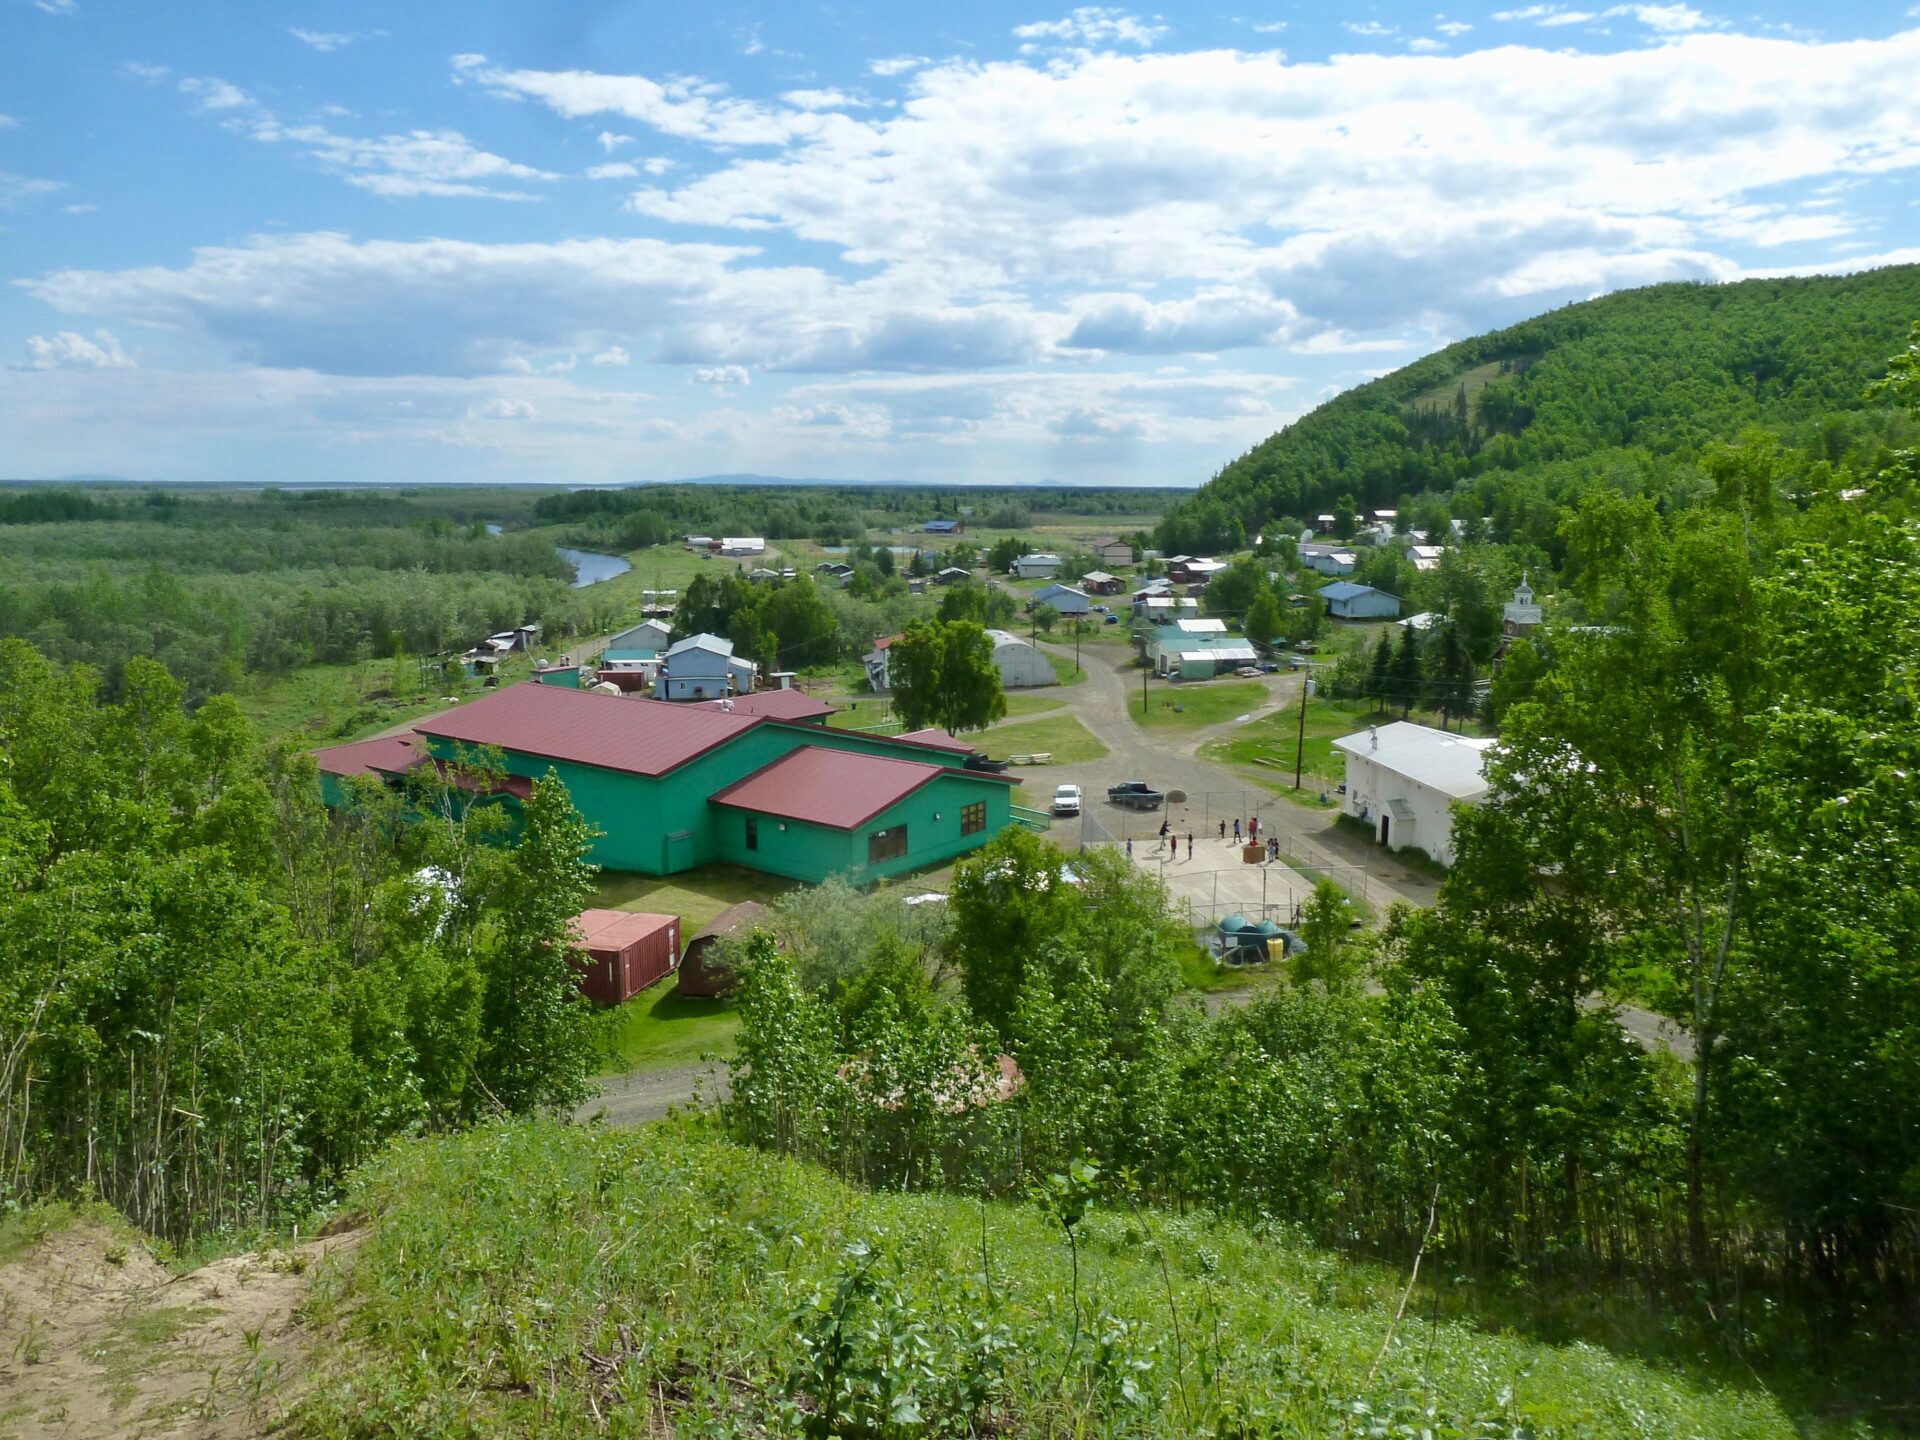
[
  {"x1": 695, "y1": 690, "x2": 837, "y2": 721},
  {"x1": 312, "y1": 733, "x2": 424, "y2": 778},
  {"x1": 892, "y1": 728, "x2": 979, "y2": 754},
  {"x1": 413, "y1": 682, "x2": 760, "y2": 776},
  {"x1": 573, "y1": 907, "x2": 678, "y2": 951},
  {"x1": 711, "y1": 747, "x2": 952, "y2": 830}
]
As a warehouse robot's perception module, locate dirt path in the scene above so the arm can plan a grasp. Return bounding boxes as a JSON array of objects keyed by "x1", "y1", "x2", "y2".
[
  {"x1": 0, "y1": 1219, "x2": 358, "y2": 1440},
  {"x1": 574, "y1": 1060, "x2": 731, "y2": 1127}
]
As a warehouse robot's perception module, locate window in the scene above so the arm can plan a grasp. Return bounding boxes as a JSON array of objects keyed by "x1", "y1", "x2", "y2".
[
  {"x1": 961, "y1": 802, "x2": 986, "y2": 836},
  {"x1": 867, "y1": 825, "x2": 908, "y2": 865},
  {"x1": 744, "y1": 816, "x2": 758, "y2": 852}
]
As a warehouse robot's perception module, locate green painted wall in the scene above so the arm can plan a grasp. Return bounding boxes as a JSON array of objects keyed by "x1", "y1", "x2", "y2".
[{"x1": 411, "y1": 717, "x2": 1016, "y2": 878}]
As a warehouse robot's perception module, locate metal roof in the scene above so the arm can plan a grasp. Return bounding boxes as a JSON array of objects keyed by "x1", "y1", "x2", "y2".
[
  {"x1": 573, "y1": 907, "x2": 677, "y2": 953},
  {"x1": 893, "y1": 727, "x2": 979, "y2": 753},
  {"x1": 1319, "y1": 581, "x2": 1382, "y2": 601},
  {"x1": 414, "y1": 682, "x2": 759, "y2": 776},
  {"x1": 312, "y1": 733, "x2": 423, "y2": 778},
  {"x1": 665, "y1": 632, "x2": 734, "y2": 658},
  {"x1": 696, "y1": 690, "x2": 837, "y2": 721},
  {"x1": 711, "y1": 747, "x2": 953, "y2": 830},
  {"x1": 1332, "y1": 720, "x2": 1495, "y2": 800}
]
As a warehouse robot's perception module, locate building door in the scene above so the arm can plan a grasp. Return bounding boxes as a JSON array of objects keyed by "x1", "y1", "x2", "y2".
[{"x1": 1379, "y1": 815, "x2": 1391, "y2": 847}]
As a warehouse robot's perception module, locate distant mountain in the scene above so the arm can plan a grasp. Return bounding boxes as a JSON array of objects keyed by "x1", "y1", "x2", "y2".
[{"x1": 1158, "y1": 265, "x2": 1920, "y2": 549}]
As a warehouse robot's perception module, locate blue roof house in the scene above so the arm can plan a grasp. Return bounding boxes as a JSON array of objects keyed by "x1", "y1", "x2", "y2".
[{"x1": 1320, "y1": 582, "x2": 1402, "y2": 620}]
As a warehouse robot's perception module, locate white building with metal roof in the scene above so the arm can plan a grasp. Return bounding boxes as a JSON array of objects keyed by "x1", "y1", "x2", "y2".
[{"x1": 1332, "y1": 720, "x2": 1495, "y2": 867}]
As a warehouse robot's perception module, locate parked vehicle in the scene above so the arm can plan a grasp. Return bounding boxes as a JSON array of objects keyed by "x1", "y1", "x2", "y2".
[
  {"x1": 1257, "y1": 660, "x2": 1280, "y2": 673},
  {"x1": 1104, "y1": 613, "x2": 1120, "y2": 624},
  {"x1": 964, "y1": 752, "x2": 1011, "y2": 773},
  {"x1": 1106, "y1": 780, "x2": 1166, "y2": 811},
  {"x1": 1235, "y1": 665, "x2": 1263, "y2": 678},
  {"x1": 1052, "y1": 783, "x2": 1083, "y2": 816}
]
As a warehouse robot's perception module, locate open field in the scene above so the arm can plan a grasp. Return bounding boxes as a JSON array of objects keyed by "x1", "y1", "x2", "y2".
[
  {"x1": 594, "y1": 863, "x2": 792, "y2": 933},
  {"x1": 1129, "y1": 678, "x2": 1269, "y2": 729},
  {"x1": 973, "y1": 712, "x2": 1109, "y2": 764}
]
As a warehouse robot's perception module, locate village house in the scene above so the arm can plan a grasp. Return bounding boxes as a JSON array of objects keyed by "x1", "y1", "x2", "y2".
[
  {"x1": 1079, "y1": 570, "x2": 1125, "y2": 596},
  {"x1": 313, "y1": 682, "x2": 1021, "y2": 883},
  {"x1": 1029, "y1": 582, "x2": 1091, "y2": 616},
  {"x1": 1320, "y1": 582, "x2": 1402, "y2": 620},
  {"x1": 1091, "y1": 537, "x2": 1136, "y2": 565},
  {"x1": 1010, "y1": 553, "x2": 1062, "y2": 580},
  {"x1": 986, "y1": 629, "x2": 1056, "y2": 687},
  {"x1": 658, "y1": 632, "x2": 757, "y2": 700},
  {"x1": 1332, "y1": 720, "x2": 1494, "y2": 866}
]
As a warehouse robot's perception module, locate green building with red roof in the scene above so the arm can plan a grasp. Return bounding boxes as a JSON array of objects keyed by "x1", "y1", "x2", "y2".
[{"x1": 313, "y1": 682, "x2": 1023, "y2": 884}]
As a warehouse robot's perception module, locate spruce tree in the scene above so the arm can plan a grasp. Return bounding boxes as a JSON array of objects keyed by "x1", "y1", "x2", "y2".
[
  {"x1": 1391, "y1": 624, "x2": 1422, "y2": 719},
  {"x1": 1367, "y1": 630, "x2": 1394, "y2": 713}
]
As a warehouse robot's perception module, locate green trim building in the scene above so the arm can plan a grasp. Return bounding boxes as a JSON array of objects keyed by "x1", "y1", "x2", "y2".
[{"x1": 314, "y1": 682, "x2": 1018, "y2": 885}]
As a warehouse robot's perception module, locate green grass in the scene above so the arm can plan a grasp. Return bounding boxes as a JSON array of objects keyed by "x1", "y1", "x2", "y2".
[
  {"x1": 1128, "y1": 678, "x2": 1268, "y2": 730},
  {"x1": 1204, "y1": 694, "x2": 1373, "y2": 790},
  {"x1": 973, "y1": 714, "x2": 1109, "y2": 764},
  {"x1": 593, "y1": 864, "x2": 795, "y2": 934},
  {"x1": 296, "y1": 1121, "x2": 1797, "y2": 1439},
  {"x1": 604, "y1": 982, "x2": 741, "y2": 1074},
  {"x1": 239, "y1": 656, "x2": 484, "y2": 744},
  {"x1": 1044, "y1": 650, "x2": 1091, "y2": 684}
]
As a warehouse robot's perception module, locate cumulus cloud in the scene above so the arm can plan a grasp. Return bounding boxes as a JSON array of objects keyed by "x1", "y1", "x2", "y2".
[
  {"x1": 695, "y1": 365, "x2": 751, "y2": 386},
  {"x1": 290, "y1": 28, "x2": 353, "y2": 52},
  {"x1": 32, "y1": 0, "x2": 77, "y2": 14},
  {"x1": 20, "y1": 329, "x2": 132, "y2": 370},
  {"x1": 870, "y1": 56, "x2": 928, "y2": 76},
  {"x1": 178, "y1": 76, "x2": 253, "y2": 110},
  {"x1": 585, "y1": 161, "x2": 639, "y2": 179},
  {"x1": 1014, "y1": 8, "x2": 1170, "y2": 50},
  {"x1": 592, "y1": 346, "x2": 631, "y2": 366}
]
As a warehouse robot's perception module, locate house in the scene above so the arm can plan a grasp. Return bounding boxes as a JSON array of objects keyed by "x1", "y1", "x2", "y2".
[
  {"x1": 685, "y1": 534, "x2": 714, "y2": 549},
  {"x1": 1359, "y1": 522, "x2": 1397, "y2": 547},
  {"x1": 863, "y1": 634, "x2": 899, "y2": 692},
  {"x1": 1314, "y1": 514, "x2": 1337, "y2": 533},
  {"x1": 1131, "y1": 594, "x2": 1200, "y2": 623},
  {"x1": 1407, "y1": 545, "x2": 1446, "y2": 573},
  {"x1": 1166, "y1": 557, "x2": 1226, "y2": 586},
  {"x1": 1147, "y1": 618, "x2": 1257, "y2": 677},
  {"x1": 1320, "y1": 582, "x2": 1402, "y2": 620},
  {"x1": 658, "y1": 633, "x2": 757, "y2": 701},
  {"x1": 1298, "y1": 544, "x2": 1358, "y2": 577},
  {"x1": 1030, "y1": 583, "x2": 1091, "y2": 616},
  {"x1": 1011, "y1": 553, "x2": 1062, "y2": 580},
  {"x1": 1502, "y1": 574, "x2": 1543, "y2": 635},
  {"x1": 1398, "y1": 611, "x2": 1443, "y2": 632},
  {"x1": 1080, "y1": 570, "x2": 1124, "y2": 596},
  {"x1": 924, "y1": 518, "x2": 965, "y2": 534},
  {"x1": 571, "y1": 908, "x2": 680, "y2": 1005},
  {"x1": 1332, "y1": 721, "x2": 1494, "y2": 866},
  {"x1": 603, "y1": 618, "x2": 671, "y2": 662},
  {"x1": 1369, "y1": 509, "x2": 1398, "y2": 526},
  {"x1": 1130, "y1": 578, "x2": 1174, "y2": 600},
  {"x1": 1092, "y1": 537, "x2": 1135, "y2": 565},
  {"x1": 746, "y1": 567, "x2": 782, "y2": 583},
  {"x1": 532, "y1": 664, "x2": 585, "y2": 689},
  {"x1": 934, "y1": 566, "x2": 973, "y2": 586},
  {"x1": 314, "y1": 682, "x2": 1021, "y2": 883},
  {"x1": 676, "y1": 901, "x2": 768, "y2": 997},
  {"x1": 719, "y1": 537, "x2": 767, "y2": 557},
  {"x1": 986, "y1": 629, "x2": 1056, "y2": 688}
]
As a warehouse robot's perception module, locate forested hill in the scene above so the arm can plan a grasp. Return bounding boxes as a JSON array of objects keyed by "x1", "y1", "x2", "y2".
[{"x1": 1158, "y1": 265, "x2": 1920, "y2": 551}]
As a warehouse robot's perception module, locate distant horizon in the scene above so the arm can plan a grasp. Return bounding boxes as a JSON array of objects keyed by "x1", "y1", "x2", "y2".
[
  {"x1": 5, "y1": 1, "x2": 1917, "y2": 486},
  {"x1": 0, "y1": 471, "x2": 1205, "y2": 492}
]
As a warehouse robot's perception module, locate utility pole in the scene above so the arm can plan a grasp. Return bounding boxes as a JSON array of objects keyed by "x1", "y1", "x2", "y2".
[
  {"x1": 1142, "y1": 661, "x2": 1149, "y2": 719},
  {"x1": 1292, "y1": 668, "x2": 1310, "y2": 790},
  {"x1": 1075, "y1": 619, "x2": 1082, "y2": 674}
]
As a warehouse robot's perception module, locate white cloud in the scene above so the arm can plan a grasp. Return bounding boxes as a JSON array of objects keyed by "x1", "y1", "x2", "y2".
[
  {"x1": 870, "y1": 56, "x2": 929, "y2": 76},
  {"x1": 695, "y1": 365, "x2": 751, "y2": 386},
  {"x1": 1495, "y1": 3, "x2": 1716, "y2": 29},
  {"x1": 290, "y1": 28, "x2": 353, "y2": 52},
  {"x1": 1408, "y1": 37, "x2": 1448, "y2": 51},
  {"x1": 32, "y1": 0, "x2": 77, "y2": 14},
  {"x1": 472, "y1": 397, "x2": 536, "y2": 419},
  {"x1": 585, "y1": 162, "x2": 639, "y2": 179},
  {"x1": 20, "y1": 329, "x2": 131, "y2": 370},
  {"x1": 1014, "y1": 8, "x2": 1170, "y2": 50},
  {"x1": 1344, "y1": 20, "x2": 1398, "y2": 37},
  {"x1": 0, "y1": 172, "x2": 63, "y2": 209},
  {"x1": 0, "y1": 114, "x2": 17, "y2": 129},
  {"x1": 64, "y1": 202, "x2": 96, "y2": 214},
  {"x1": 1436, "y1": 20, "x2": 1474, "y2": 35},
  {"x1": 597, "y1": 131, "x2": 632, "y2": 152},
  {"x1": 1250, "y1": 21, "x2": 1288, "y2": 34},
  {"x1": 178, "y1": 76, "x2": 253, "y2": 111},
  {"x1": 458, "y1": 54, "x2": 823, "y2": 146},
  {"x1": 592, "y1": 346, "x2": 631, "y2": 366},
  {"x1": 783, "y1": 88, "x2": 866, "y2": 111}
]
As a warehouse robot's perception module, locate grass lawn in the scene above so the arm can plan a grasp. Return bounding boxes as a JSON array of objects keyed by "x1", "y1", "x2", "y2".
[
  {"x1": 593, "y1": 863, "x2": 794, "y2": 933},
  {"x1": 603, "y1": 982, "x2": 740, "y2": 1074},
  {"x1": 1129, "y1": 679, "x2": 1268, "y2": 730},
  {"x1": 974, "y1": 713, "x2": 1109, "y2": 764},
  {"x1": 241, "y1": 656, "x2": 538, "y2": 744},
  {"x1": 1203, "y1": 694, "x2": 1374, "y2": 791}
]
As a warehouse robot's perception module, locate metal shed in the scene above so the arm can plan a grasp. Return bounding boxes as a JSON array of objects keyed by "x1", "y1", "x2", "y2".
[{"x1": 676, "y1": 901, "x2": 769, "y2": 998}]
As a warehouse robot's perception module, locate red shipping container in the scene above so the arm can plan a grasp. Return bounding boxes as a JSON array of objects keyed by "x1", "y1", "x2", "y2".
[{"x1": 571, "y1": 908, "x2": 680, "y2": 1005}]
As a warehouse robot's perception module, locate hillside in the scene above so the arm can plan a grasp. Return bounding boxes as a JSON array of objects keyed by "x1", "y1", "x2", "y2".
[
  {"x1": 1159, "y1": 265, "x2": 1920, "y2": 550},
  {"x1": 279, "y1": 1121, "x2": 1794, "y2": 1439}
]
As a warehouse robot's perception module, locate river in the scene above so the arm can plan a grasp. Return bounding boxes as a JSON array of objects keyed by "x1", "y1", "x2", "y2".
[{"x1": 486, "y1": 524, "x2": 632, "y2": 587}]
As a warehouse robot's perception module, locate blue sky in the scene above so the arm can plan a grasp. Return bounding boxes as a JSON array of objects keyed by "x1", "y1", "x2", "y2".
[{"x1": 3, "y1": 0, "x2": 1917, "y2": 487}]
